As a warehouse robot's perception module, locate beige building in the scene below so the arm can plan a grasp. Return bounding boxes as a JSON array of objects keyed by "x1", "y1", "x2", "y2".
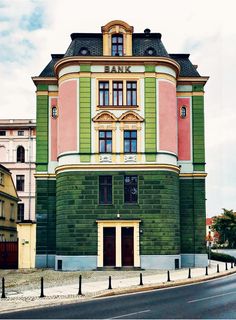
[
  {"x1": 0, "y1": 120, "x2": 36, "y2": 222},
  {"x1": 0, "y1": 164, "x2": 19, "y2": 240}
]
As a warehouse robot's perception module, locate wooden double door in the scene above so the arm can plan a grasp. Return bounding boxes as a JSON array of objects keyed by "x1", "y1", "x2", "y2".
[{"x1": 103, "y1": 227, "x2": 134, "y2": 267}]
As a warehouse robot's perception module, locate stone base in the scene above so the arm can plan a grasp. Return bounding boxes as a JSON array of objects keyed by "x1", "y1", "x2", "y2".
[
  {"x1": 181, "y1": 254, "x2": 208, "y2": 267},
  {"x1": 55, "y1": 255, "x2": 97, "y2": 271},
  {"x1": 36, "y1": 254, "x2": 55, "y2": 268},
  {"x1": 140, "y1": 255, "x2": 181, "y2": 270}
]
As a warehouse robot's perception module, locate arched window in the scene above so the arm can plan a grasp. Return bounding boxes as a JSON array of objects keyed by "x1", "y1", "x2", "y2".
[
  {"x1": 52, "y1": 106, "x2": 58, "y2": 118},
  {"x1": 180, "y1": 106, "x2": 187, "y2": 118},
  {"x1": 17, "y1": 146, "x2": 25, "y2": 163},
  {"x1": 112, "y1": 34, "x2": 123, "y2": 56}
]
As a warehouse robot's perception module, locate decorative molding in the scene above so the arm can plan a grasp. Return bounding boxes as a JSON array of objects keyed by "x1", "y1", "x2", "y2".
[
  {"x1": 99, "y1": 154, "x2": 112, "y2": 163},
  {"x1": 124, "y1": 154, "x2": 137, "y2": 163},
  {"x1": 92, "y1": 111, "x2": 117, "y2": 122},
  {"x1": 119, "y1": 111, "x2": 144, "y2": 122},
  {"x1": 102, "y1": 20, "x2": 134, "y2": 33}
]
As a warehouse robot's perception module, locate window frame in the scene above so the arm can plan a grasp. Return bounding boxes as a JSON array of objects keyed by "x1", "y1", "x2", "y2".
[
  {"x1": 180, "y1": 106, "x2": 187, "y2": 118},
  {"x1": 126, "y1": 81, "x2": 137, "y2": 106},
  {"x1": 17, "y1": 130, "x2": 24, "y2": 136},
  {"x1": 17, "y1": 146, "x2": 25, "y2": 163},
  {"x1": 0, "y1": 131, "x2": 6, "y2": 136},
  {"x1": 99, "y1": 130, "x2": 112, "y2": 153},
  {"x1": 112, "y1": 34, "x2": 124, "y2": 56},
  {"x1": 99, "y1": 176, "x2": 112, "y2": 205},
  {"x1": 52, "y1": 106, "x2": 58, "y2": 119},
  {"x1": 0, "y1": 172, "x2": 4, "y2": 185},
  {"x1": 17, "y1": 203, "x2": 24, "y2": 221},
  {"x1": 99, "y1": 81, "x2": 109, "y2": 106},
  {"x1": 124, "y1": 130, "x2": 137, "y2": 153},
  {"x1": 124, "y1": 175, "x2": 138, "y2": 204},
  {"x1": 0, "y1": 200, "x2": 5, "y2": 218},
  {"x1": 113, "y1": 81, "x2": 123, "y2": 106},
  {"x1": 16, "y1": 175, "x2": 25, "y2": 191}
]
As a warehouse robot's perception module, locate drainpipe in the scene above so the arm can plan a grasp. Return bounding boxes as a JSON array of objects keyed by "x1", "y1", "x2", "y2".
[{"x1": 28, "y1": 124, "x2": 32, "y2": 221}]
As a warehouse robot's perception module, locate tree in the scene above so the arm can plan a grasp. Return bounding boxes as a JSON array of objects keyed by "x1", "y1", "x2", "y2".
[{"x1": 212, "y1": 209, "x2": 236, "y2": 248}]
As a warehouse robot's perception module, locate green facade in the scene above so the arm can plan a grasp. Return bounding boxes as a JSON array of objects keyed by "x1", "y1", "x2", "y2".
[
  {"x1": 192, "y1": 95, "x2": 205, "y2": 171},
  {"x1": 36, "y1": 179, "x2": 56, "y2": 256},
  {"x1": 36, "y1": 95, "x2": 48, "y2": 172},
  {"x1": 55, "y1": 171, "x2": 180, "y2": 256},
  {"x1": 144, "y1": 76, "x2": 156, "y2": 162},
  {"x1": 79, "y1": 77, "x2": 91, "y2": 162},
  {"x1": 179, "y1": 178, "x2": 206, "y2": 254}
]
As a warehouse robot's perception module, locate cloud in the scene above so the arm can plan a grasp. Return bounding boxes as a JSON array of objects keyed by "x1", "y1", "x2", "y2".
[{"x1": 19, "y1": 6, "x2": 44, "y2": 31}]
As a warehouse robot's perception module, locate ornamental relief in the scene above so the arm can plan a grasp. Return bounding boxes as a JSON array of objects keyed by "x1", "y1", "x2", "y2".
[{"x1": 93, "y1": 111, "x2": 144, "y2": 123}]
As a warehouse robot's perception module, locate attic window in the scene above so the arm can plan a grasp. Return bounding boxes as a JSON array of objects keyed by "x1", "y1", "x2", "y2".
[
  {"x1": 79, "y1": 47, "x2": 90, "y2": 56},
  {"x1": 112, "y1": 34, "x2": 123, "y2": 56},
  {"x1": 145, "y1": 47, "x2": 156, "y2": 56}
]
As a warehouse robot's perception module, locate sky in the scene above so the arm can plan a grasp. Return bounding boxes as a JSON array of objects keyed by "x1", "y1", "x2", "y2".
[{"x1": 0, "y1": 0, "x2": 235, "y2": 217}]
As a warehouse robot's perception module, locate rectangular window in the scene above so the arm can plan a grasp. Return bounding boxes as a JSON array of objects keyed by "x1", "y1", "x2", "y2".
[
  {"x1": 99, "y1": 131, "x2": 112, "y2": 153},
  {"x1": 124, "y1": 176, "x2": 138, "y2": 204},
  {"x1": 99, "y1": 176, "x2": 112, "y2": 204},
  {"x1": 0, "y1": 131, "x2": 6, "y2": 136},
  {"x1": 0, "y1": 200, "x2": 5, "y2": 217},
  {"x1": 112, "y1": 34, "x2": 123, "y2": 56},
  {"x1": 18, "y1": 130, "x2": 24, "y2": 136},
  {"x1": 99, "y1": 81, "x2": 109, "y2": 106},
  {"x1": 113, "y1": 81, "x2": 123, "y2": 106},
  {"x1": 17, "y1": 203, "x2": 24, "y2": 221},
  {"x1": 10, "y1": 203, "x2": 14, "y2": 220},
  {"x1": 127, "y1": 82, "x2": 137, "y2": 106},
  {"x1": 16, "y1": 175, "x2": 25, "y2": 191},
  {"x1": 124, "y1": 130, "x2": 137, "y2": 153},
  {"x1": 0, "y1": 172, "x2": 4, "y2": 185}
]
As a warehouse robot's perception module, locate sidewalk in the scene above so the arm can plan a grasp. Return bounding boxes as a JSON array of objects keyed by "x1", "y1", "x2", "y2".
[{"x1": 1, "y1": 260, "x2": 236, "y2": 313}]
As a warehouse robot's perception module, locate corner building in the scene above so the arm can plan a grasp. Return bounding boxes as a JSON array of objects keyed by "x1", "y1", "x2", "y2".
[{"x1": 33, "y1": 20, "x2": 208, "y2": 270}]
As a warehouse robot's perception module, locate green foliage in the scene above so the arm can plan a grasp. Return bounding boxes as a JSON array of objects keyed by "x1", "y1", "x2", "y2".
[
  {"x1": 212, "y1": 209, "x2": 236, "y2": 248},
  {"x1": 211, "y1": 251, "x2": 235, "y2": 263}
]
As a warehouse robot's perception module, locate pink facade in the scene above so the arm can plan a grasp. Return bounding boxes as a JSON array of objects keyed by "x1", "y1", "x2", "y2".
[
  {"x1": 159, "y1": 81, "x2": 177, "y2": 154},
  {"x1": 58, "y1": 81, "x2": 77, "y2": 154},
  {"x1": 50, "y1": 98, "x2": 58, "y2": 161},
  {"x1": 177, "y1": 97, "x2": 191, "y2": 161}
]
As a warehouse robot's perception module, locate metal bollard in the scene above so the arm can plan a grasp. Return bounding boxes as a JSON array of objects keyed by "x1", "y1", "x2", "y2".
[
  {"x1": 1, "y1": 278, "x2": 6, "y2": 299},
  {"x1": 188, "y1": 268, "x2": 191, "y2": 279},
  {"x1": 78, "y1": 275, "x2": 82, "y2": 295},
  {"x1": 217, "y1": 264, "x2": 220, "y2": 273},
  {"x1": 108, "y1": 276, "x2": 112, "y2": 290},
  {"x1": 226, "y1": 263, "x2": 228, "y2": 271},
  {"x1": 40, "y1": 277, "x2": 45, "y2": 298},
  {"x1": 139, "y1": 273, "x2": 143, "y2": 286},
  {"x1": 234, "y1": 261, "x2": 236, "y2": 267},
  {"x1": 231, "y1": 262, "x2": 233, "y2": 269},
  {"x1": 167, "y1": 270, "x2": 171, "y2": 282},
  {"x1": 205, "y1": 266, "x2": 208, "y2": 276}
]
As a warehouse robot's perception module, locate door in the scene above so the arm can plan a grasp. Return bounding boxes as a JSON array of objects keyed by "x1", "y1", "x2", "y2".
[
  {"x1": 103, "y1": 227, "x2": 116, "y2": 266},
  {"x1": 122, "y1": 227, "x2": 134, "y2": 266}
]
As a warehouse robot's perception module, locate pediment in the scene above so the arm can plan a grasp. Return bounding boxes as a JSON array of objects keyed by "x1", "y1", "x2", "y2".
[
  {"x1": 92, "y1": 111, "x2": 117, "y2": 122},
  {"x1": 118, "y1": 111, "x2": 144, "y2": 122}
]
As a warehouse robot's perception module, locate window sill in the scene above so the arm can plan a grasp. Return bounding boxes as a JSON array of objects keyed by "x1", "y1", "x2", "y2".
[{"x1": 97, "y1": 204, "x2": 114, "y2": 207}]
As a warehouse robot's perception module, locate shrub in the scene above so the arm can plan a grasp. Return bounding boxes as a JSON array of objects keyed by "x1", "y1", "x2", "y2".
[{"x1": 211, "y1": 251, "x2": 235, "y2": 262}]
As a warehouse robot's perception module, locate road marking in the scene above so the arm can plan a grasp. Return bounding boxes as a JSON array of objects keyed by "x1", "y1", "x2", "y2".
[
  {"x1": 107, "y1": 309, "x2": 150, "y2": 319},
  {"x1": 188, "y1": 291, "x2": 236, "y2": 303}
]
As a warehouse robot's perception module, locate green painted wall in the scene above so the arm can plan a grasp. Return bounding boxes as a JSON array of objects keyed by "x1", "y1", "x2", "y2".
[
  {"x1": 179, "y1": 178, "x2": 206, "y2": 254},
  {"x1": 36, "y1": 179, "x2": 56, "y2": 255},
  {"x1": 192, "y1": 96, "x2": 205, "y2": 171},
  {"x1": 79, "y1": 77, "x2": 91, "y2": 162},
  {"x1": 145, "y1": 75, "x2": 156, "y2": 162},
  {"x1": 36, "y1": 95, "x2": 48, "y2": 172},
  {"x1": 56, "y1": 170, "x2": 180, "y2": 256}
]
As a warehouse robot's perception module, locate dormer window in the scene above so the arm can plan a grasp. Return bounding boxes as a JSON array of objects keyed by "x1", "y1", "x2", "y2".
[{"x1": 112, "y1": 34, "x2": 123, "y2": 56}]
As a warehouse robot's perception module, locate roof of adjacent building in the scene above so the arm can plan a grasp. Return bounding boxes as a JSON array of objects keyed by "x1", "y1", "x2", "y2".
[
  {"x1": 39, "y1": 29, "x2": 201, "y2": 78},
  {"x1": 0, "y1": 119, "x2": 36, "y2": 129}
]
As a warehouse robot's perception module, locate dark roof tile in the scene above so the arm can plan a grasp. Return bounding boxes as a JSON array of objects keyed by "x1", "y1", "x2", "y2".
[{"x1": 170, "y1": 54, "x2": 200, "y2": 77}]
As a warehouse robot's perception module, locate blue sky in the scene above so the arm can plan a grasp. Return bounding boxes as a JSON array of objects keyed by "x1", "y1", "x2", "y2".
[{"x1": 0, "y1": 0, "x2": 235, "y2": 217}]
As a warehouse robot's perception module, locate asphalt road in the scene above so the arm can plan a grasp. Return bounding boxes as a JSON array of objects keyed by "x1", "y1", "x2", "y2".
[{"x1": 2, "y1": 273, "x2": 236, "y2": 319}]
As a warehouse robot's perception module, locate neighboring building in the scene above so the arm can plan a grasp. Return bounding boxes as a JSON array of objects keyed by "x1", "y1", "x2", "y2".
[
  {"x1": 0, "y1": 120, "x2": 36, "y2": 222},
  {"x1": 206, "y1": 217, "x2": 219, "y2": 244},
  {"x1": 33, "y1": 20, "x2": 208, "y2": 270},
  {"x1": 0, "y1": 164, "x2": 19, "y2": 240}
]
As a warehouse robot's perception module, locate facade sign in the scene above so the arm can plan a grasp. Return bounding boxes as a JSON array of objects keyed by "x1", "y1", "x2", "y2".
[{"x1": 104, "y1": 66, "x2": 131, "y2": 73}]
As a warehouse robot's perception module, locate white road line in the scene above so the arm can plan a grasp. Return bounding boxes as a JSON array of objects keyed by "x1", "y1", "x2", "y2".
[
  {"x1": 107, "y1": 309, "x2": 150, "y2": 319},
  {"x1": 188, "y1": 291, "x2": 236, "y2": 303}
]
